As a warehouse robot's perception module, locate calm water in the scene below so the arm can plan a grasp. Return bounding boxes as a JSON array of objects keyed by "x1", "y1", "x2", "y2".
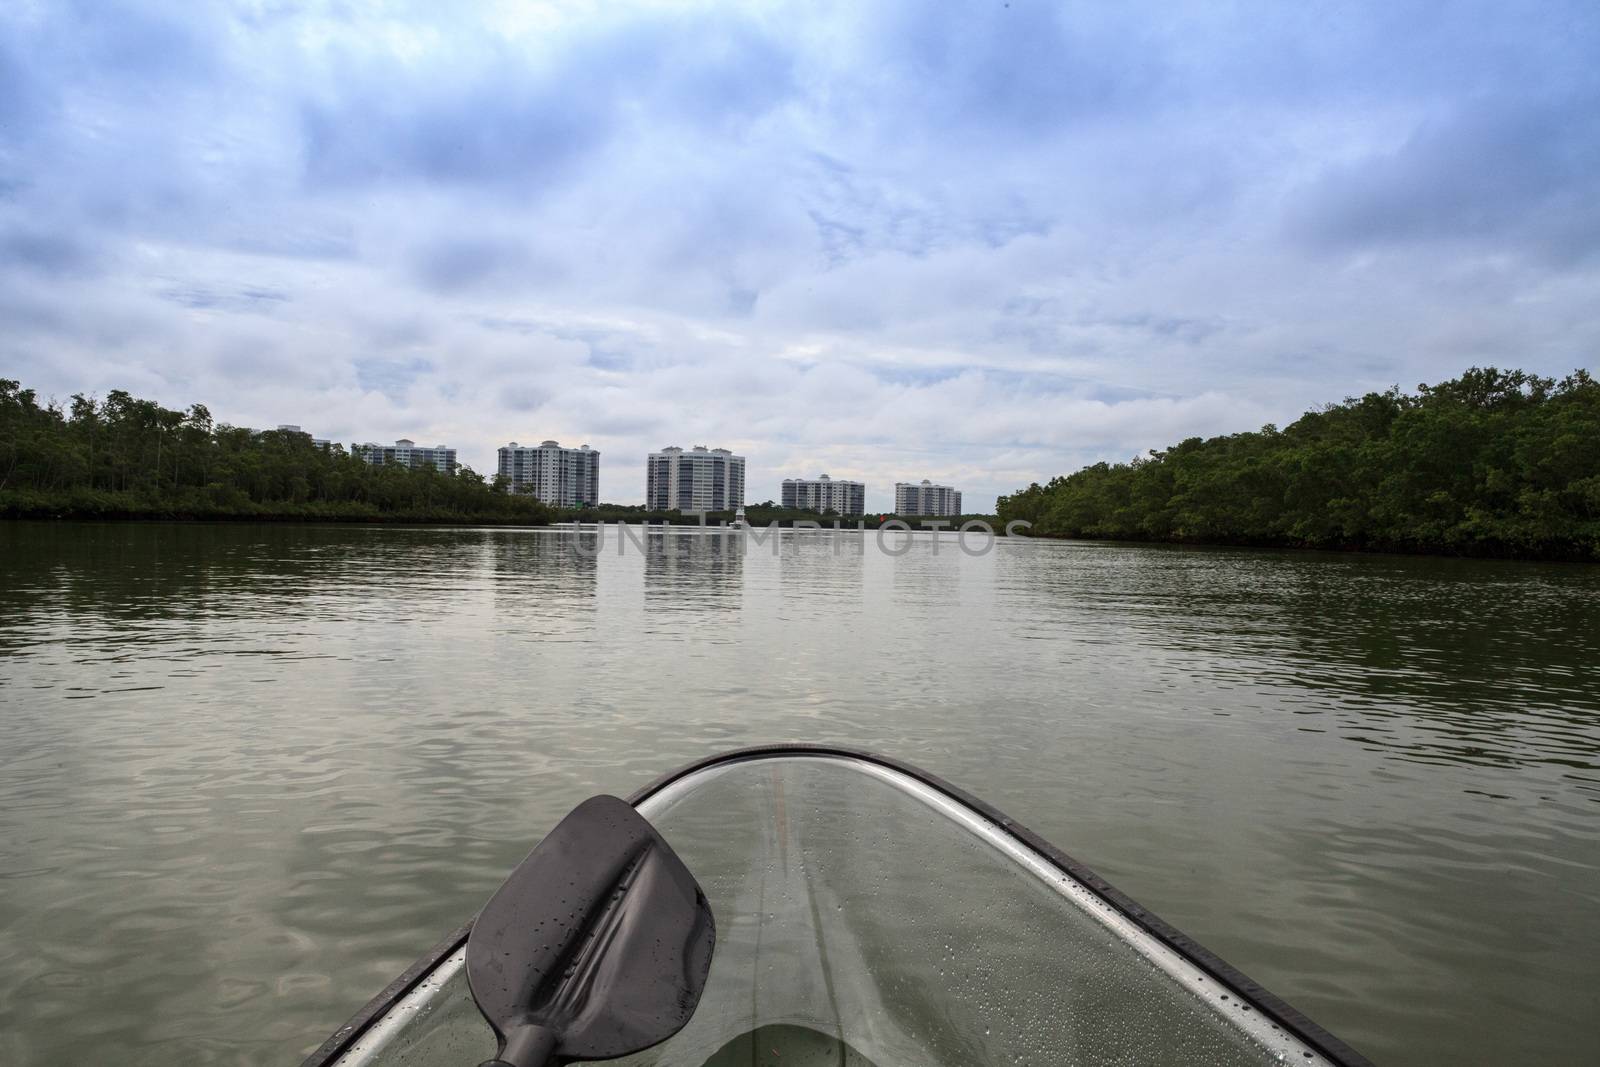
[{"x1": 1, "y1": 522, "x2": 1598, "y2": 1066}]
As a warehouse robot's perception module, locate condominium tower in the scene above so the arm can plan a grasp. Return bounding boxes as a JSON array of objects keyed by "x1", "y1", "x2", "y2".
[
  {"x1": 498, "y1": 441, "x2": 600, "y2": 508},
  {"x1": 355, "y1": 439, "x2": 457, "y2": 475},
  {"x1": 894, "y1": 479, "x2": 962, "y2": 517},
  {"x1": 646, "y1": 445, "x2": 746, "y2": 512},
  {"x1": 782, "y1": 474, "x2": 866, "y2": 515}
]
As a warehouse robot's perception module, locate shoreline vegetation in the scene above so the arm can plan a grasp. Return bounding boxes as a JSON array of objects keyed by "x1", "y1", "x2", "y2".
[
  {"x1": 14, "y1": 368, "x2": 1596, "y2": 559},
  {"x1": 0, "y1": 380, "x2": 555, "y2": 526},
  {"x1": 997, "y1": 367, "x2": 1600, "y2": 562},
  {"x1": 0, "y1": 379, "x2": 1002, "y2": 531}
]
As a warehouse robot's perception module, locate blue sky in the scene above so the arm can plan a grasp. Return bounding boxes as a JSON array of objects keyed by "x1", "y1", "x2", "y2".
[{"x1": 2, "y1": 0, "x2": 1596, "y2": 511}]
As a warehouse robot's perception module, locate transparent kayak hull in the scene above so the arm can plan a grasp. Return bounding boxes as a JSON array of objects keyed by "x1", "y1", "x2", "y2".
[{"x1": 304, "y1": 747, "x2": 1370, "y2": 1067}]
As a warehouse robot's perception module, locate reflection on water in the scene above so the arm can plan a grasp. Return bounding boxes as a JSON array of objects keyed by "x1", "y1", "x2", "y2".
[
  {"x1": 644, "y1": 530, "x2": 744, "y2": 613},
  {"x1": 0, "y1": 522, "x2": 1597, "y2": 1066},
  {"x1": 998, "y1": 544, "x2": 1600, "y2": 784}
]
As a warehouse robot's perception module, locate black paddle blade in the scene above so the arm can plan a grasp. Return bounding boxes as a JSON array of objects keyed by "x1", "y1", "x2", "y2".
[{"x1": 466, "y1": 795, "x2": 716, "y2": 1067}]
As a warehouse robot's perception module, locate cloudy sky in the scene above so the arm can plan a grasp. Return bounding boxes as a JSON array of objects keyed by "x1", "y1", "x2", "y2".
[{"x1": 2, "y1": 1, "x2": 1597, "y2": 510}]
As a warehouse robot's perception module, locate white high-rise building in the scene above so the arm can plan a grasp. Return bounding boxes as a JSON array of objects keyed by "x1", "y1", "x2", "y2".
[
  {"x1": 355, "y1": 439, "x2": 457, "y2": 474},
  {"x1": 497, "y1": 441, "x2": 600, "y2": 508},
  {"x1": 895, "y1": 479, "x2": 962, "y2": 517},
  {"x1": 782, "y1": 474, "x2": 866, "y2": 515},
  {"x1": 646, "y1": 445, "x2": 746, "y2": 512}
]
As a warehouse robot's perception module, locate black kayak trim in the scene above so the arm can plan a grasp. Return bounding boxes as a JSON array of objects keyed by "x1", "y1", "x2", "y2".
[{"x1": 300, "y1": 743, "x2": 1374, "y2": 1067}]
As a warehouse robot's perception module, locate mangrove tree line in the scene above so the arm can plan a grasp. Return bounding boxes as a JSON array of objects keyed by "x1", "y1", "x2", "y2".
[
  {"x1": 996, "y1": 367, "x2": 1600, "y2": 560},
  {"x1": 0, "y1": 379, "x2": 553, "y2": 524}
]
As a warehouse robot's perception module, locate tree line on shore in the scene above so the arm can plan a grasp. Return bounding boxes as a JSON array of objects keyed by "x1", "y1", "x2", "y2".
[
  {"x1": 0, "y1": 379, "x2": 1002, "y2": 529},
  {"x1": 996, "y1": 367, "x2": 1600, "y2": 560},
  {"x1": 0, "y1": 380, "x2": 554, "y2": 524}
]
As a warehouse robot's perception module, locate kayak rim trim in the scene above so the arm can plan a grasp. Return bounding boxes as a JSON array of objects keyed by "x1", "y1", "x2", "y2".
[{"x1": 299, "y1": 742, "x2": 1374, "y2": 1067}]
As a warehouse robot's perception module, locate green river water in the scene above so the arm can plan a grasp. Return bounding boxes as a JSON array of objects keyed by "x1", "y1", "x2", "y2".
[{"x1": 1, "y1": 522, "x2": 1597, "y2": 1065}]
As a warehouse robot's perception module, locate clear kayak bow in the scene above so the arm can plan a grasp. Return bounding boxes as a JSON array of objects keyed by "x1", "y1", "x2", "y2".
[{"x1": 302, "y1": 746, "x2": 1372, "y2": 1067}]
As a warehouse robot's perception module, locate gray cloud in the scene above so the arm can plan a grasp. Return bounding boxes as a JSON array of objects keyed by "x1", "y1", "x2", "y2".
[
  {"x1": 356, "y1": 358, "x2": 433, "y2": 399},
  {"x1": 0, "y1": 227, "x2": 101, "y2": 277},
  {"x1": 500, "y1": 383, "x2": 550, "y2": 413},
  {"x1": 1289, "y1": 95, "x2": 1600, "y2": 263},
  {"x1": 869, "y1": 1, "x2": 1172, "y2": 137},
  {"x1": 296, "y1": 11, "x2": 795, "y2": 193},
  {"x1": 411, "y1": 237, "x2": 547, "y2": 294},
  {"x1": 157, "y1": 285, "x2": 290, "y2": 311}
]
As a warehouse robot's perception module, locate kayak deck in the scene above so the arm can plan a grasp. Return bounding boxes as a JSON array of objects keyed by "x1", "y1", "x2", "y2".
[{"x1": 309, "y1": 748, "x2": 1369, "y2": 1066}]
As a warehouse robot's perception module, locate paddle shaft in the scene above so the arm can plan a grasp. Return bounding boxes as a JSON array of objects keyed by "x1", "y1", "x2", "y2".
[{"x1": 480, "y1": 1023, "x2": 560, "y2": 1067}]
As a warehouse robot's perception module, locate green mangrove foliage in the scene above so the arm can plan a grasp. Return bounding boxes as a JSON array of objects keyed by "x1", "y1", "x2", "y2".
[
  {"x1": 997, "y1": 368, "x2": 1600, "y2": 560},
  {"x1": 0, "y1": 380, "x2": 554, "y2": 524}
]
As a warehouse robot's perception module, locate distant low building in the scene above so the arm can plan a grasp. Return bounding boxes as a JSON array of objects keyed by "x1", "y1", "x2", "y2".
[
  {"x1": 647, "y1": 445, "x2": 746, "y2": 512},
  {"x1": 498, "y1": 440, "x2": 599, "y2": 507},
  {"x1": 894, "y1": 479, "x2": 962, "y2": 517},
  {"x1": 355, "y1": 438, "x2": 457, "y2": 475},
  {"x1": 275, "y1": 424, "x2": 331, "y2": 449},
  {"x1": 782, "y1": 474, "x2": 866, "y2": 515}
]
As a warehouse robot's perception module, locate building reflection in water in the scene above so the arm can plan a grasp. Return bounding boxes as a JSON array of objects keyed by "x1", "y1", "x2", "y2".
[
  {"x1": 778, "y1": 525, "x2": 865, "y2": 604},
  {"x1": 641, "y1": 527, "x2": 745, "y2": 613}
]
